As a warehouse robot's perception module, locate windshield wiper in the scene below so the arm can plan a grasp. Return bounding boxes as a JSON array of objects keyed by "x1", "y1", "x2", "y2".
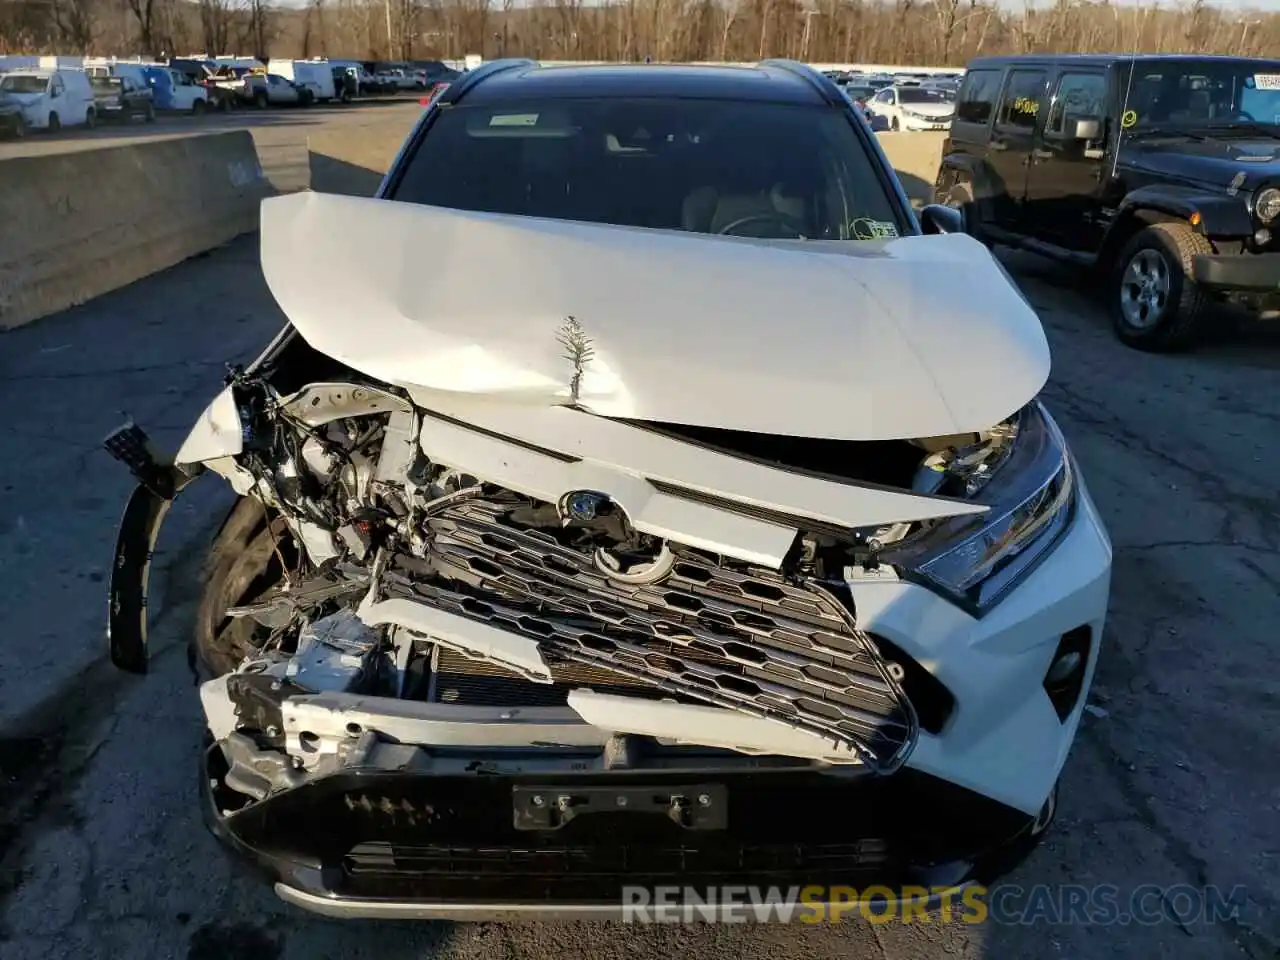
[
  {"x1": 1124, "y1": 127, "x2": 1206, "y2": 142},
  {"x1": 1199, "y1": 121, "x2": 1280, "y2": 142}
]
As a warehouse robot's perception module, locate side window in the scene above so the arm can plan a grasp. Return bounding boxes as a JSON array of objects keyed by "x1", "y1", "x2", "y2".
[
  {"x1": 873, "y1": 89, "x2": 893, "y2": 104},
  {"x1": 52, "y1": 77, "x2": 65, "y2": 97},
  {"x1": 997, "y1": 70, "x2": 1047, "y2": 130},
  {"x1": 1046, "y1": 73, "x2": 1107, "y2": 135},
  {"x1": 955, "y1": 68, "x2": 1002, "y2": 124}
]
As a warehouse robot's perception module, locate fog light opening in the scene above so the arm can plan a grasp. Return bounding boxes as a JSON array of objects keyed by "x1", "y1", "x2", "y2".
[{"x1": 1043, "y1": 626, "x2": 1092, "y2": 722}]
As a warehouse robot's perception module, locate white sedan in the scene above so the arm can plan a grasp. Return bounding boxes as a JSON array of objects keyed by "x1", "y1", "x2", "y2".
[{"x1": 869, "y1": 85, "x2": 955, "y2": 132}]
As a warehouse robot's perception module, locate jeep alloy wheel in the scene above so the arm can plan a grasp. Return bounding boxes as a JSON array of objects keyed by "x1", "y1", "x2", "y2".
[
  {"x1": 1119, "y1": 247, "x2": 1170, "y2": 329},
  {"x1": 1112, "y1": 222, "x2": 1213, "y2": 351}
]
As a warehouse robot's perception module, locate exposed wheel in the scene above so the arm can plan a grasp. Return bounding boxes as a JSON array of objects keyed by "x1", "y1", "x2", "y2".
[
  {"x1": 145, "y1": 101, "x2": 156, "y2": 122},
  {"x1": 11, "y1": 115, "x2": 26, "y2": 138},
  {"x1": 47, "y1": 112, "x2": 61, "y2": 132},
  {"x1": 254, "y1": 90, "x2": 269, "y2": 109},
  {"x1": 193, "y1": 98, "x2": 207, "y2": 116},
  {"x1": 194, "y1": 498, "x2": 302, "y2": 679},
  {"x1": 84, "y1": 108, "x2": 95, "y2": 129},
  {"x1": 891, "y1": 115, "x2": 900, "y2": 131},
  {"x1": 1111, "y1": 222, "x2": 1213, "y2": 351}
]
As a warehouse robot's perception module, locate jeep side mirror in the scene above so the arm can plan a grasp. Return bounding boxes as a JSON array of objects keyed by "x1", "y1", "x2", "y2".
[
  {"x1": 919, "y1": 203, "x2": 964, "y2": 236},
  {"x1": 1072, "y1": 117, "x2": 1102, "y2": 140}
]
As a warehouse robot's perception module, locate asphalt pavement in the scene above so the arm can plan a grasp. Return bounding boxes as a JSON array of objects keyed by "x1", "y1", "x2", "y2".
[{"x1": 0, "y1": 239, "x2": 1276, "y2": 960}]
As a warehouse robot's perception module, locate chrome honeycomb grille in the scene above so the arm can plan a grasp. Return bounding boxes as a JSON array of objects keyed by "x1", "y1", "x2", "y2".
[{"x1": 381, "y1": 498, "x2": 917, "y2": 771}]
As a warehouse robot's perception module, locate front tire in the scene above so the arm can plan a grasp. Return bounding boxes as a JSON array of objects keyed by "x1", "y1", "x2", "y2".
[
  {"x1": 145, "y1": 101, "x2": 156, "y2": 123},
  {"x1": 47, "y1": 112, "x2": 61, "y2": 132},
  {"x1": 194, "y1": 498, "x2": 299, "y2": 680},
  {"x1": 1111, "y1": 222, "x2": 1213, "y2": 352},
  {"x1": 84, "y1": 108, "x2": 96, "y2": 129},
  {"x1": 943, "y1": 178, "x2": 988, "y2": 246},
  {"x1": 890, "y1": 115, "x2": 900, "y2": 131}
]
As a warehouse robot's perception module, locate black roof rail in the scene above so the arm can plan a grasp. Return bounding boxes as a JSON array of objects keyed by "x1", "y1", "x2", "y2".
[
  {"x1": 439, "y1": 58, "x2": 537, "y2": 104},
  {"x1": 759, "y1": 58, "x2": 843, "y2": 106}
]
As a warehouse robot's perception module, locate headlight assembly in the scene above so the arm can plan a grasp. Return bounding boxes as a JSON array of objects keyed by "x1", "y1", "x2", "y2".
[
  {"x1": 1255, "y1": 187, "x2": 1280, "y2": 224},
  {"x1": 884, "y1": 402, "x2": 1076, "y2": 614}
]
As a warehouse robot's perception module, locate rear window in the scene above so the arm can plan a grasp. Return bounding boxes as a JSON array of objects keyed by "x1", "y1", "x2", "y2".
[
  {"x1": 392, "y1": 97, "x2": 904, "y2": 241},
  {"x1": 90, "y1": 77, "x2": 123, "y2": 91}
]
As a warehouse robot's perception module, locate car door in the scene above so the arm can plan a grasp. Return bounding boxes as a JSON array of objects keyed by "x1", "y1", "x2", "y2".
[
  {"x1": 169, "y1": 70, "x2": 194, "y2": 109},
  {"x1": 871, "y1": 87, "x2": 895, "y2": 124},
  {"x1": 1022, "y1": 69, "x2": 1110, "y2": 250},
  {"x1": 987, "y1": 68, "x2": 1049, "y2": 230}
]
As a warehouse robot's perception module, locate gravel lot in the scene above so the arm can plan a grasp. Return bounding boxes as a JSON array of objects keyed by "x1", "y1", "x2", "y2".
[{"x1": 0, "y1": 238, "x2": 1276, "y2": 960}]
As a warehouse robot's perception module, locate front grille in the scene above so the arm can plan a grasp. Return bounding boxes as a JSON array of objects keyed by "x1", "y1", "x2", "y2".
[
  {"x1": 380, "y1": 498, "x2": 917, "y2": 771},
  {"x1": 344, "y1": 839, "x2": 892, "y2": 879}
]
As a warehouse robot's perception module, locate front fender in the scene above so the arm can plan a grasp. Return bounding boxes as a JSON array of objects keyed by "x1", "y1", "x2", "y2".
[{"x1": 1117, "y1": 185, "x2": 1253, "y2": 238}]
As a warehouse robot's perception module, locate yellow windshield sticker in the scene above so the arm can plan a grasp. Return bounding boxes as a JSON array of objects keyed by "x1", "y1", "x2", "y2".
[
  {"x1": 1122, "y1": 110, "x2": 1138, "y2": 128},
  {"x1": 1011, "y1": 97, "x2": 1039, "y2": 116},
  {"x1": 851, "y1": 218, "x2": 899, "y2": 240}
]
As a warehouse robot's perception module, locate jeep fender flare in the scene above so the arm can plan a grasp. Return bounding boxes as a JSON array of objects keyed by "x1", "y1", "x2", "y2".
[
  {"x1": 935, "y1": 154, "x2": 991, "y2": 211},
  {"x1": 1100, "y1": 185, "x2": 1252, "y2": 264}
]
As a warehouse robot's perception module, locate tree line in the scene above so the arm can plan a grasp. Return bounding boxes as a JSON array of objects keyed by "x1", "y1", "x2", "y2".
[{"x1": 1, "y1": 0, "x2": 1275, "y2": 67}]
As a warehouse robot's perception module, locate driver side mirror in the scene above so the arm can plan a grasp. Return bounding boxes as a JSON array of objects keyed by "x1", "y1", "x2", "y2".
[
  {"x1": 919, "y1": 203, "x2": 964, "y2": 236},
  {"x1": 1071, "y1": 117, "x2": 1102, "y2": 140}
]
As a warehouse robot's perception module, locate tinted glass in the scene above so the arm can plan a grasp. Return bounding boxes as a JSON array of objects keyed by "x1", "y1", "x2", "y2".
[
  {"x1": 1123, "y1": 59, "x2": 1280, "y2": 128},
  {"x1": 956, "y1": 68, "x2": 1001, "y2": 124},
  {"x1": 998, "y1": 70, "x2": 1046, "y2": 129},
  {"x1": 898, "y1": 87, "x2": 951, "y2": 104},
  {"x1": 393, "y1": 98, "x2": 904, "y2": 241},
  {"x1": 1047, "y1": 73, "x2": 1107, "y2": 134}
]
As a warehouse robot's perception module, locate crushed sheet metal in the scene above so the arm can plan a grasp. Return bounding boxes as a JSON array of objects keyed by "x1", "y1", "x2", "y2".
[
  {"x1": 260, "y1": 191, "x2": 1049, "y2": 442},
  {"x1": 567, "y1": 690, "x2": 866, "y2": 765},
  {"x1": 414, "y1": 397, "x2": 989, "y2": 533},
  {"x1": 417, "y1": 413, "x2": 798, "y2": 567},
  {"x1": 356, "y1": 592, "x2": 554, "y2": 684}
]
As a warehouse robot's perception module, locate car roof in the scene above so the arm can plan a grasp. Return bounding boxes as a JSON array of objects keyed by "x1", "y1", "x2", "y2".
[
  {"x1": 460, "y1": 62, "x2": 830, "y2": 106},
  {"x1": 967, "y1": 53, "x2": 1280, "y2": 70}
]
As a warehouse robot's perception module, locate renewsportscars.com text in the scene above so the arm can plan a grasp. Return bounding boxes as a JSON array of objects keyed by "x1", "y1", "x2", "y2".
[{"x1": 620, "y1": 884, "x2": 1248, "y2": 925}]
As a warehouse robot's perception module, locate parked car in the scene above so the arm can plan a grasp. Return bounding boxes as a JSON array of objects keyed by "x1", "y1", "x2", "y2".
[
  {"x1": 0, "y1": 96, "x2": 27, "y2": 138},
  {"x1": 89, "y1": 74, "x2": 155, "y2": 123},
  {"x1": 0, "y1": 68, "x2": 96, "y2": 131},
  {"x1": 141, "y1": 65, "x2": 210, "y2": 113},
  {"x1": 868, "y1": 84, "x2": 955, "y2": 131},
  {"x1": 270, "y1": 59, "x2": 336, "y2": 102},
  {"x1": 257, "y1": 73, "x2": 313, "y2": 107},
  {"x1": 103, "y1": 58, "x2": 1110, "y2": 921},
  {"x1": 938, "y1": 53, "x2": 1280, "y2": 351}
]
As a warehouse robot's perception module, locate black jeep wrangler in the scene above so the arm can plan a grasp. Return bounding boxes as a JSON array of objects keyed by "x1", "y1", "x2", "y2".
[{"x1": 937, "y1": 54, "x2": 1280, "y2": 351}]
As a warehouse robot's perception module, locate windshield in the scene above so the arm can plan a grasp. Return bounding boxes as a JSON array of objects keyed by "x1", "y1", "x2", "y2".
[
  {"x1": 846, "y1": 86, "x2": 876, "y2": 100},
  {"x1": 90, "y1": 77, "x2": 123, "y2": 92},
  {"x1": 392, "y1": 97, "x2": 904, "y2": 240},
  {"x1": 1124, "y1": 59, "x2": 1280, "y2": 130},
  {"x1": 0, "y1": 75, "x2": 48, "y2": 94},
  {"x1": 897, "y1": 87, "x2": 952, "y2": 105}
]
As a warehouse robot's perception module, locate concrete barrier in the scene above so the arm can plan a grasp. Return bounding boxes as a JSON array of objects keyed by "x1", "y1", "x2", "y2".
[
  {"x1": 0, "y1": 130, "x2": 271, "y2": 330},
  {"x1": 875, "y1": 131, "x2": 946, "y2": 206}
]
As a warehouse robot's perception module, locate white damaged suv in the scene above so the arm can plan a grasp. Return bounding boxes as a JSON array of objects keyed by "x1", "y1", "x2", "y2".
[{"x1": 104, "y1": 59, "x2": 1112, "y2": 920}]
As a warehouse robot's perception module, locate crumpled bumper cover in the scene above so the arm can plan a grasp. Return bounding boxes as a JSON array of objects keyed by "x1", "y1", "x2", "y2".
[{"x1": 201, "y1": 744, "x2": 1045, "y2": 918}]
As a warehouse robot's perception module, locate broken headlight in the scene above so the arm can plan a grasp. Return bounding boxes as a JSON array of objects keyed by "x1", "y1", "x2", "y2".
[{"x1": 889, "y1": 402, "x2": 1075, "y2": 613}]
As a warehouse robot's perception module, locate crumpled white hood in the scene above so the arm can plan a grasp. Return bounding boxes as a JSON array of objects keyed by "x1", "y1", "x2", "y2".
[{"x1": 260, "y1": 192, "x2": 1049, "y2": 441}]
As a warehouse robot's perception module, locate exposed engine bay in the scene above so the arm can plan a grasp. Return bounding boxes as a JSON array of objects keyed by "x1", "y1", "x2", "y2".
[{"x1": 140, "y1": 359, "x2": 1032, "y2": 806}]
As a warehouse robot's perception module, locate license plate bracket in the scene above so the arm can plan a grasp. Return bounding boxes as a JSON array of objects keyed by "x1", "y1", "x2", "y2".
[{"x1": 513, "y1": 783, "x2": 727, "y2": 831}]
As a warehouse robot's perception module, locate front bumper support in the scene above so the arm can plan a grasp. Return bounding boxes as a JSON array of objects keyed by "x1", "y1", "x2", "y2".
[{"x1": 1192, "y1": 251, "x2": 1280, "y2": 292}]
